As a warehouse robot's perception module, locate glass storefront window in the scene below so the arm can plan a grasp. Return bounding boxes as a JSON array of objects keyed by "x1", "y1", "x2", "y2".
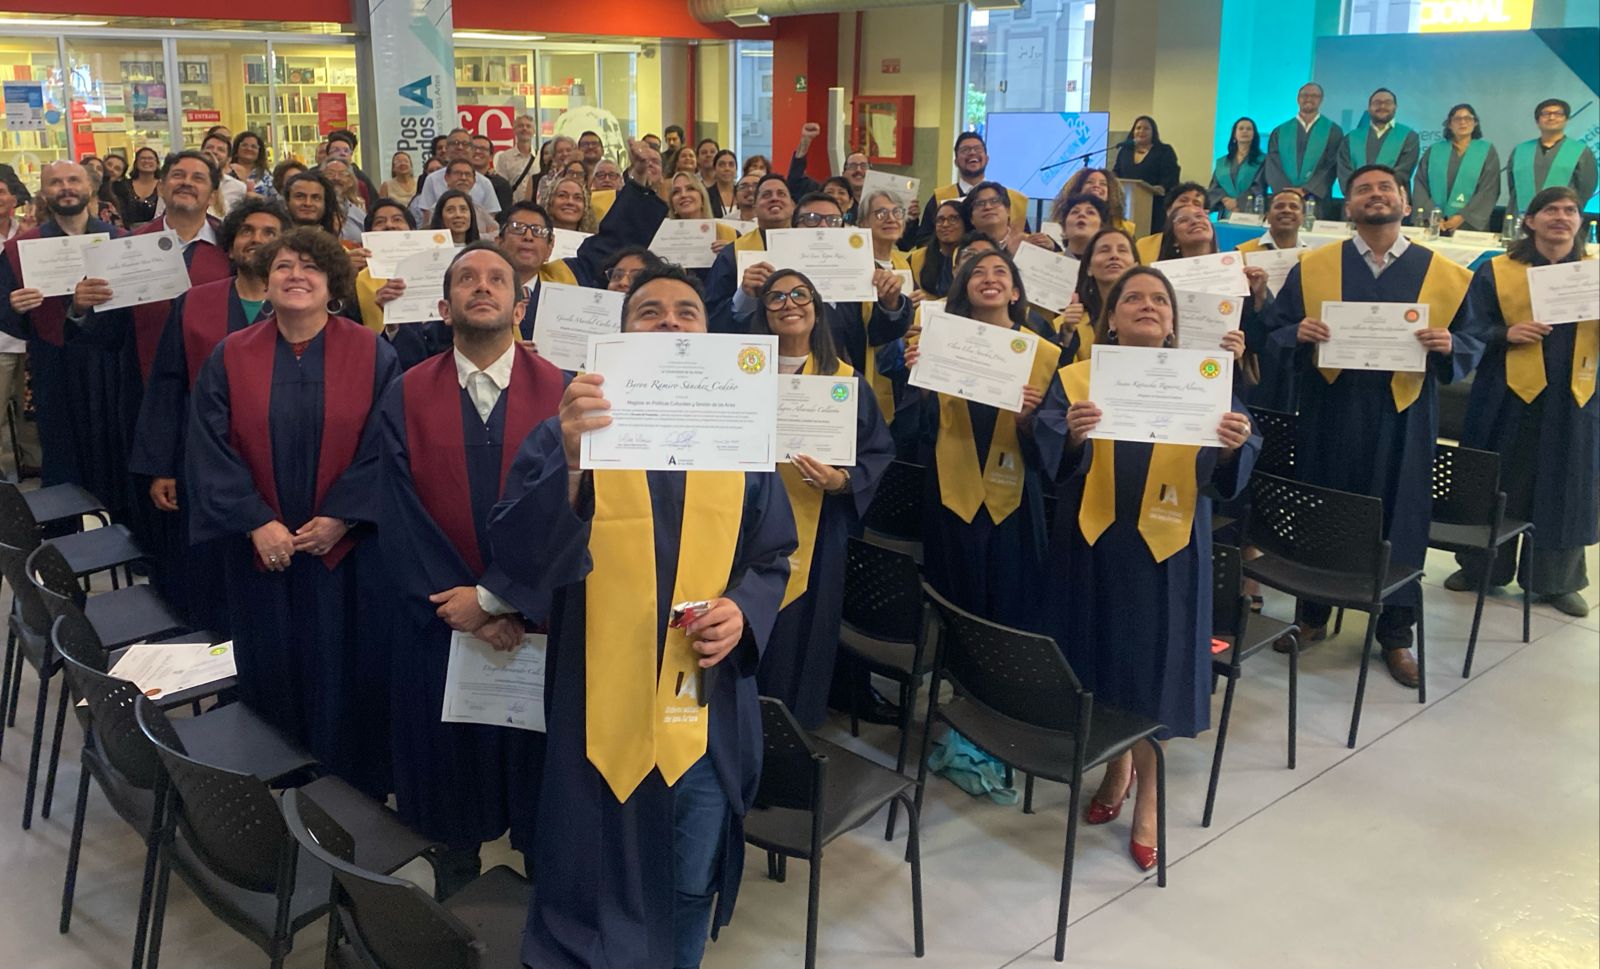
[
  {"x1": 455, "y1": 47, "x2": 537, "y2": 114},
  {"x1": 174, "y1": 40, "x2": 270, "y2": 158},
  {"x1": 0, "y1": 37, "x2": 66, "y2": 178},
  {"x1": 962, "y1": 1, "x2": 1094, "y2": 134},
  {"x1": 267, "y1": 43, "x2": 363, "y2": 164},
  {"x1": 68, "y1": 40, "x2": 172, "y2": 161},
  {"x1": 734, "y1": 42, "x2": 772, "y2": 163}
]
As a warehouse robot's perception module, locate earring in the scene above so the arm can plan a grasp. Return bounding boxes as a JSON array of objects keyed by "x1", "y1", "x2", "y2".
[
  {"x1": 1162, "y1": 333, "x2": 1174, "y2": 347},
  {"x1": 327, "y1": 298, "x2": 344, "y2": 315}
]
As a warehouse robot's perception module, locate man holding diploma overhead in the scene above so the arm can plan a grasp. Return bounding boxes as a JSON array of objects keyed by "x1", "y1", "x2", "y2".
[
  {"x1": 1450, "y1": 187, "x2": 1598, "y2": 618},
  {"x1": 489, "y1": 263, "x2": 795, "y2": 969},
  {"x1": 1264, "y1": 164, "x2": 1479, "y2": 686},
  {"x1": 376, "y1": 241, "x2": 567, "y2": 896}
]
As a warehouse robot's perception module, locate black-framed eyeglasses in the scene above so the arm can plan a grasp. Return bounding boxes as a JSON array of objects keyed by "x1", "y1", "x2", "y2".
[
  {"x1": 503, "y1": 221, "x2": 554, "y2": 240},
  {"x1": 933, "y1": 214, "x2": 964, "y2": 226},
  {"x1": 764, "y1": 286, "x2": 815, "y2": 309},
  {"x1": 795, "y1": 212, "x2": 844, "y2": 228},
  {"x1": 970, "y1": 195, "x2": 1006, "y2": 211},
  {"x1": 842, "y1": 162, "x2": 869, "y2": 173},
  {"x1": 870, "y1": 206, "x2": 906, "y2": 223},
  {"x1": 605, "y1": 267, "x2": 640, "y2": 283}
]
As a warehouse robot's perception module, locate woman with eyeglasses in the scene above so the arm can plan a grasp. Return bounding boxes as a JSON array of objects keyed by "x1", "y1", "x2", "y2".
[
  {"x1": 911, "y1": 199, "x2": 968, "y2": 300},
  {"x1": 752, "y1": 269, "x2": 895, "y2": 728},
  {"x1": 1411, "y1": 103, "x2": 1501, "y2": 234},
  {"x1": 1036, "y1": 266, "x2": 1256, "y2": 871},
  {"x1": 599, "y1": 245, "x2": 663, "y2": 294}
]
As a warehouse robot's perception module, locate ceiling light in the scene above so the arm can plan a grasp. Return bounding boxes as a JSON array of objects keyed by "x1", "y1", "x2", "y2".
[
  {"x1": 725, "y1": 8, "x2": 771, "y2": 26},
  {"x1": 454, "y1": 31, "x2": 546, "y2": 42}
]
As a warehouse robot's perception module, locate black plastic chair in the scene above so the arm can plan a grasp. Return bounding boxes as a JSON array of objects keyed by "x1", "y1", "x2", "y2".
[
  {"x1": 915, "y1": 585, "x2": 1166, "y2": 963},
  {"x1": 282, "y1": 788, "x2": 528, "y2": 969},
  {"x1": 1202, "y1": 544, "x2": 1298, "y2": 828},
  {"x1": 1250, "y1": 406, "x2": 1296, "y2": 478},
  {"x1": 745, "y1": 697, "x2": 923, "y2": 969},
  {"x1": 1242, "y1": 473, "x2": 1427, "y2": 749},
  {"x1": 0, "y1": 534, "x2": 67, "y2": 829},
  {"x1": 0, "y1": 480, "x2": 144, "y2": 588},
  {"x1": 1428, "y1": 443, "x2": 1533, "y2": 678},
  {"x1": 28, "y1": 541, "x2": 187, "y2": 648},
  {"x1": 862, "y1": 460, "x2": 925, "y2": 563},
  {"x1": 136, "y1": 698, "x2": 438, "y2": 969},
  {"x1": 834, "y1": 538, "x2": 935, "y2": 839}
]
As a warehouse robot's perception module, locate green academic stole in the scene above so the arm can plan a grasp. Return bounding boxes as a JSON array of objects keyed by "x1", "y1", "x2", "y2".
[
  {"x1": 1354, "y1": 123, "x2": 1412, "y2": 169},
  {"x1": 1511, "y1": 137, "x2": 1586, "y2": 210},
  {"x1": 1275, "y1": 117, "x2": 1332, "y2": 186},
  {"x1": 1427, "y1": 140, "x2": 1490, "y2": 217},
  {"x1": 1214, "y1": 155, "x2": 1264, "y2": 199}
]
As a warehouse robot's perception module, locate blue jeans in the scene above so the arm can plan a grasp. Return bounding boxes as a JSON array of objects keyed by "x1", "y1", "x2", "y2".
[{"x1": 672, "y1": 757, "x2": 729, "y2": 969}]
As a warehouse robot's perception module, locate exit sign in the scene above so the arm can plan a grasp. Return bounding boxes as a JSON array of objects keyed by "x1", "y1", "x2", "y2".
[{"x1": 881, "y1": 58, "x2": 901, "y2": 74}]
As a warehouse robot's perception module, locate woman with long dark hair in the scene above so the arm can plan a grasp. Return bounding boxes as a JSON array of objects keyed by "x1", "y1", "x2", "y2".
[
  {"x1": 428, "y1": 188, "x2": 480, "y2": 245},
  {"x1": 1412, "y1": 102, "x2": 1501, "y2": 233},
  {"x1": 1113, "y1": 115, "x2": 1182, "y2": 232},
  {"x1": 912, "y1": 198, "x2": 967, "y2": 298},
  {"x1": 1207, "y1": 117, "x2": 1266, "y2": 214},
  {"x1": 1057, "y1": 226, "x2": 1139, "y2": 360},
  {"x1": 228, "y1": 130, "x2": 272, "y2": 196},
  {"x1": 117, "y1": 146, "x2": 162, "y2": 227}
]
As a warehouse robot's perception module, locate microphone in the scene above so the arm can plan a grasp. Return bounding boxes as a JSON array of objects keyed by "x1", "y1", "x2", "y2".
[{"x1": 1110, "y1": 137, "x2": 1135, "y2": 150}]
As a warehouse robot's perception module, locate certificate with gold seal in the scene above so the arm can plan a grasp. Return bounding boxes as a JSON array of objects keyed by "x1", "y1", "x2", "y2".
[
  {"x1": 1173, "y1": 288, "x2": 1243, "y2": 352},
  {"x1": 909, "y1": 308, "x2": 1040, "y2": 412},
  {"x1": 580, "y1": 332, "x2": 779, "y2": 472},
  {"x1": 1087, "y1": 344, "x2": 1234, "y2": 447},
  {"x1": 764, "y1": 227, "x2": 876, "y2": 303}
]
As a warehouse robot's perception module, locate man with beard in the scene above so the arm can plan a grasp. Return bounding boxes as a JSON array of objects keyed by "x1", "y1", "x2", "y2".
[
  {"x1": 1337, "y1": 88, "x2": 1421, "y2": 195},
  {"x1": 377, "y1": 240, "x2": 567, "y2": 897},
  {"x1": 1264, "y1": 82, "x2": 1345, "y2": 219},
  {"x1": 283, "y1": 168, "x2": 341, "y2": 236},
  {"x1": 912, "y1": 132, "x2": 1028, "y2": 248},
  {"x1": 1264, "y1": 164, "x2": 1480, "y2": 689},
  {"x1": 0, "y1": 161, "x2": 127, "y2": 501},
  {"x1": 130, "y1": 196, "x2": 288, "y2": 632}
]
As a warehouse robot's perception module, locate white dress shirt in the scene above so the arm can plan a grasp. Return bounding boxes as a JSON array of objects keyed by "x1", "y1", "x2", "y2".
[
  {"x1": 1254, "y1": 231, "x2": 1308, "y2": 250},
  {"x1": 454, "y1": 344, "x2": 520, "y2": 616},
  {"x1": 410, "y1": 168, "x2": 502, "y2": 221},
  {"x1": 1351, "y1": 231, "x2": 1410, "y2": 278}
]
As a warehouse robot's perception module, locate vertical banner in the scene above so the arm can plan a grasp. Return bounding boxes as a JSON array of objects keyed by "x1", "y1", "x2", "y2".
[{"x1": 367, "y1": 0, "x2": 457, "y2": 165}]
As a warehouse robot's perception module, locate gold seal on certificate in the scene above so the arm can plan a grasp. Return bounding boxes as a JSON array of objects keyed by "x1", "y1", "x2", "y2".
[
  {"x1": 1317, "y1": 301, "x2": 1429, "y2": 373},
  {"x1": 909, "y1": 308, "x2": 1040, "y2": 412},
  {"x1": 777, "y1": 374, "x2": 857, "y2": 466},
  {"x1": 1173, "y1": 289, "x2": 1243, "y2": 352},
  {"x1": 649, "y1": 219, "x2": 719, "y2": 268},
  {"x1": 1151, "y1": 251, "x2": 1250, "y2": 297},
  {"x1": 80, "y1": 231, "x2": 192, "y2": 310},
  {"x1": 765, "y1": 228, "x2": 876, "y2": 303},
  {"x1": 362, "y1": 228, "x2": 454, "y2": 278},
  {"x1": 1087, "y1": 344, "x2": 1233, "y2": 447}
]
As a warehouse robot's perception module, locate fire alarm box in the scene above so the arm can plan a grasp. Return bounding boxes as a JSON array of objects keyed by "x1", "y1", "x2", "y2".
[{"x1": 852, "y1": 95, "x2": 914, "y2": 166}]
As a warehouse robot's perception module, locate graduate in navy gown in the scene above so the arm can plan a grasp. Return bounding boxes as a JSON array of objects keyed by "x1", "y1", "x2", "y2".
[
  {"x1": 186, "y1": 228, "x2": 398, "y2": 796},
  {"x1": 1264, "y1": 165, "x2": 1479, "y2": 687},
  {"x1": 1449, "y1": 186, "x2": 1598, "y2": 618},
  {"x1": 377, "y1": 242, "x2": 568, "y2": 896},
  {"x1": 0, "y1": 161, "x2": 128, "y2": 506},
  {"x1": 750, "y1": 268, "x2": 893, "y2": 729},
  {"x1": 699, "y1": 172, "x2": 797, "y2": 334},
  {"x1": 906, "y1": 248, "x2": 1061, "y2": 633},
  {"x1": 130, "y1": 196, "x2": 288, "y2": 634},
  {"x1": 1036, "y1": 266, "x2": 1259, "y2": 872},
  {"x1": 488, "y1": 264, "x2": 795, "y2": 969}
]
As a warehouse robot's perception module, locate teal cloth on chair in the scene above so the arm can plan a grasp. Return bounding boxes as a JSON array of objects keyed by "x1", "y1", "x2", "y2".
[{"x1": 927, "y1": 731, "x2": 1020, "y2": 806}]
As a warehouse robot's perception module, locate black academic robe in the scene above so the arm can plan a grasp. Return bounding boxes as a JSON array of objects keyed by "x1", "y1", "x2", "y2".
[
  {"x1": 1263, "y1": 118, "x2": 1344, "y2": 206},
  {"x1": 1113, "y1": 142, "x2": 1182, "y2": 233},
  {"x1": 489, "y1": 421, "x2": 796, "y2": 969},
  {"x1": 186, "y1": 318, "x2": 399, "y2": 796},
  {"x1": 1037, "y1": 377, "x2": 1259, "y2": 738},
  {"x1": 128, "y1": 278, "x2": 259, "y2": 634},
  {"x1": 378, "y1": 347, "x2": 567, "y2": 848},
  {"x1": 1265, "y1": 242, "x2": 1482, "y2": 606},
  {"x1": 1458, "y1": 256, "x2": 1598, "y2": 551},
  {"x1": 757, "y1": 372, "x2": 895, "y2": 729},
  {"x1": 0, "y1": 218, "x2": 136, "y2": 515}
]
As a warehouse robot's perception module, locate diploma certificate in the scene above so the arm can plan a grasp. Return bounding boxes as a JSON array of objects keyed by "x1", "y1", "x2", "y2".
[
  {"x1": 860, "y1": 170, "x2": 920, "y2": 208},
  {"x1": 80, "y1": 231, "x2": 191, "y2": 310},
  {"x1": 1311, "y1": 220, "x2": 1354, "y2": 237},
  {"x1": 17, "y1": 233, "x2": 109, "y2": 297},
  {"x1": 1011, "y1": 241, "x2": 1081, "y2": 313},
  {"x1": 105, "y1": 641, "x2": 237, "y2": 703},
  {"x1": 362, "y1": 229, "x2": 455, "y2": 278},
  {"x1": 1174, "y1": 289, "x2": 1244, "y2": 352},
  {"x1": 581, "y1": 332, "x2": 778, "y2": 471},
  {"x1": 1087, "y1": 344, "x2": 1234, "y2": 447},
  {"x1": 441, "y1": 631, "x2": 547, "y2": 733},
  {"x1": 1317, "y1": 301, "x2": 1429, "y2": 373},
  {"x1": 909, "y1": 309, "x2": 1039, "y2": 412},
  {"x1": 531, "y1": 282, "x2": 622, "y2": 371},
  {"x1": 1241, "y1": 246, "x2": 1302, "y2": 295},
  {"x1": 382, "y1": 247, "x2": 453, "y2": 324},
  {"x1": 1225, "y1": 212, "x2": 1264, "y2": 227},
  {"x1": 650, "y1": 219, "x2": 720, "y2": 269},
  {"x1": 765, "y1": 228, "x2": 876, "y2": 303},
  {"x1": 551, "y1": 228, "x2": 591, "y2": 262},
  {"x1": 1152, "y1": 250, "x2": 1249, "y2": 296},
  {"x1": 1527, "y1": 260, "x2": 1599, "y2": 325},
  {"x1": 777, "y1": 373, "x2": 857, "y2": 466}
]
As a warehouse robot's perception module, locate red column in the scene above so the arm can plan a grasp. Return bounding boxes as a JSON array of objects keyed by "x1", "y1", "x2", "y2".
[{"x1": 772, "y1": 14, "x2": 840, "y2": 182}]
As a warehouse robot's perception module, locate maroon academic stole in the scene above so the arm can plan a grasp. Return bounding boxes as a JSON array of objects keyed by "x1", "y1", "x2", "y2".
[
  {"x1": 222, "y1": 316, "x2": 376, "y2": 570},
  {"x1": 134, "y1": 217, "x2": 233, "y2": 382},
  {"x1": 4, "y1": 229, "x2": 71, "y2": 346},
  {"x1": 182, "y1": 277, "x2": 240, "y2": 385},
  {"x1": 401, "y1": 344, "x2": 564, "y2": 575}
]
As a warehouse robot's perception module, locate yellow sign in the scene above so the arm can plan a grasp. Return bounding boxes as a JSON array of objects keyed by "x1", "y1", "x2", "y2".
[{"x1": 1418, "y1": 0, "x2": 1533, "y2": 33}]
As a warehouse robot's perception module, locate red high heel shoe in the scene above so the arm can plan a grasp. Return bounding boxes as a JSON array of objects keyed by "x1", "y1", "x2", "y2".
[
  {"x1": 1129, "y1": 837, "x2": 1158, "y2": 872},
  {"x1": 1084, "y1": 771, "x2": 1135, "y2": 825}
]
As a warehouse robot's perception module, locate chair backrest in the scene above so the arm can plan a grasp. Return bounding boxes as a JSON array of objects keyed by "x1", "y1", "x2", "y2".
[
  {"x1": 0, "y1": 481, "x2": 41, "y2": 554},
  {"x1": 135, "y1": 696, "x2": 291, "y2": 894},
  {"x1": 840, "y1": 538, "x2": 923, "y2": 644},
  {"x1": 27, "y1": 541, "x2": 85, "y2": 618},
  {"x1": 54, "y1": 613, "x2": 163, "y2": 790},
  {"x1": 1243, "y1": 473, "x2": 1386, "y2": 579},
  {"x1": 1211, "y1": 544, "x2": 1247, "y2": 641},
  {"x1": 1430, "y1": 443, "x2": 1501, "y2": 528},
  {"x1": 281, "y1": 789, "x2": 484, "y2": 969},
  {"x1": 0, "y1": 536, "x2": 53, "y2": 639},
  {"x1": 923, "y1": 583, "x2": 1087, "y2": 734},
  {"x1": 1250, "y1": 407, "x2": 1296, "y2": 478},
  {"x1": 862, "y1": 460, "x2": 925, "y2": 543},
  {"x1": 752, "y1": 696, "x2": 824, "y2": 813}
]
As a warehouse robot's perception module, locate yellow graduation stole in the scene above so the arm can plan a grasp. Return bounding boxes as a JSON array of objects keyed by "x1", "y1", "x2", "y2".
[
  {"x1": 585, "y1": 469, "x2": 746, "y2": 802},
  {"x1": 735, "y1": 229, "x2": 767, "y2": 253},
  {"x1": 591, "y1": 189, "x2": 616, "y2": 226},
  {"x1": 540, "y1": 260, "x2": 579, "y2": 286},
  {"x1": 856, "y1": 249, "x2": 910, "y2": 425},
  {"x1": 908, "y1": 246, "x2": 929, "y2": 283},
  {"x1": 1235, "y1": 238, "x2": 1267, "y2": 254},
  {"x1": 1300, "y1": 240, "x2": 1471, "y2": 411},
  {"x1": 355, "y1": 269, "x2": 385, "y2": 332},
  {"x1": 936, "y1": 334, "x2": 1061, "y2": 524},
  {"x1": 713, "y1": 222, "x2": 739, "y2": 243},
  {"x1": 1135, "y1": 233, "x2": 1163, "y2": 265},
  {"x1": 1072, "y1": 320, "x2": 1095, "y2": 362},
  {"x1": 1491, "y1": 253, "x2": 1598, "y2": 407},
  {"x1": 1060, "y1": 359, "x2": 1200, "y2": 563},
  {"x1": 776, "y1": 357, "x2": 855, "y2": 608},
  {"x1": 933, "y1": 183, "x2": 1030, "y2": 229}
]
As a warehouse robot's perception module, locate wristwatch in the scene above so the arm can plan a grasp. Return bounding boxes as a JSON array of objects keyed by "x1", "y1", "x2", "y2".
[{"x1": 829, "y1": 468, "x2": 852, "y2": 495}]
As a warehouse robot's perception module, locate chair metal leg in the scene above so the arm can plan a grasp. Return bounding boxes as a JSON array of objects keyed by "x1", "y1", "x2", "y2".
[
  {"x1": 766, "y1": 851, "x2": 781, "y2": 882},
  {"x1": 322, "y1": 909, "x2": 343, "y2": 969},
  {"x1": 146, "y1": 826, "x2": 174, "y2": 969},
  {"x1": 1415, "y1": 587, "x2": 1427, "y2": 705},
  {"x1": 130, "y1": 786, "x2": 167, "y2": 969},
  {"x1": 1462, "y1": 554, "x2": 1492, "y2": 678},
  {"x1": 1149, "y1": 738, "x2": 1168, "y2": 888},
  {"x1": 1023, "y1": 773, "x2": 1036, "y2": 815},
  {"x1": 803, "y1": 848, "x2": 822, "y2": 969},
  {"x1": 1334, "y1": 607, "x2": 1345, "y2": 636},
  {"x1": 1347, "y1": 613, "x2": 1378, "y2": 749},
  {"x1": 775, "y1": 854, "x2": 787, "y2": 883},
  {"x1": 896, "y1": 792, "x2": 925, "y2": 957},
  {"x1": 6, "y1": 641, "x2": 22, "y2": 727},
  {"x1": 910, "y1": 679, "x2": 942, "y2": 847},
  {"x1": 42, "y1": 680, "x2": 69, "y2": 819},
  {"x1": 1521, "y1": 528, "x2": 1534, "y2": 643},
  {"x1": 886, "y1": 678, "x2": 914, "y2": 841},
  {"x1": 0, "y1": 627, "x2": 15, "y2": 759},
  {"x1": 1287, "y1": 634, "x2": 1299, "y2": 770},
  {"x1": 22, "y1": 669, "x2": 50, "y2": 830},
  {"x1": 59, "y1": 753, "x2": 92, "y2": 933},
  {"x1": 1053, "y1": 769, "x2": 1085, "y2": 963},
  {"x1": 1202, "y1": 673, "x2": 1239, "y2": 828}
]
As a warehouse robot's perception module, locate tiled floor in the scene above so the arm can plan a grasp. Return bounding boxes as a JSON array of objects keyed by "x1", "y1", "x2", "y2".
[{"x1": 1, "y1": 545, "x2": 1595, "y2": 969}]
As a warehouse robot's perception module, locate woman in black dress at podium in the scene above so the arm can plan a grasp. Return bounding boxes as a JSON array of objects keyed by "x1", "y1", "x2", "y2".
[{"x1": 1112, "y1": 115, "x2": 1181, "y2": 234}]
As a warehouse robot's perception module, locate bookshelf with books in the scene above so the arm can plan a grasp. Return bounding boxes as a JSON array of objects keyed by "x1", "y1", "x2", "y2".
[
  {"x1": 0, "y1": 43, "x2": 68, "y2": 170},
  {"x1": 454, "y1": 50, "x2": 537, "y2": 112},
  {"x1": 241, "y1": 49, "x2": 362, "y2": 164}
]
